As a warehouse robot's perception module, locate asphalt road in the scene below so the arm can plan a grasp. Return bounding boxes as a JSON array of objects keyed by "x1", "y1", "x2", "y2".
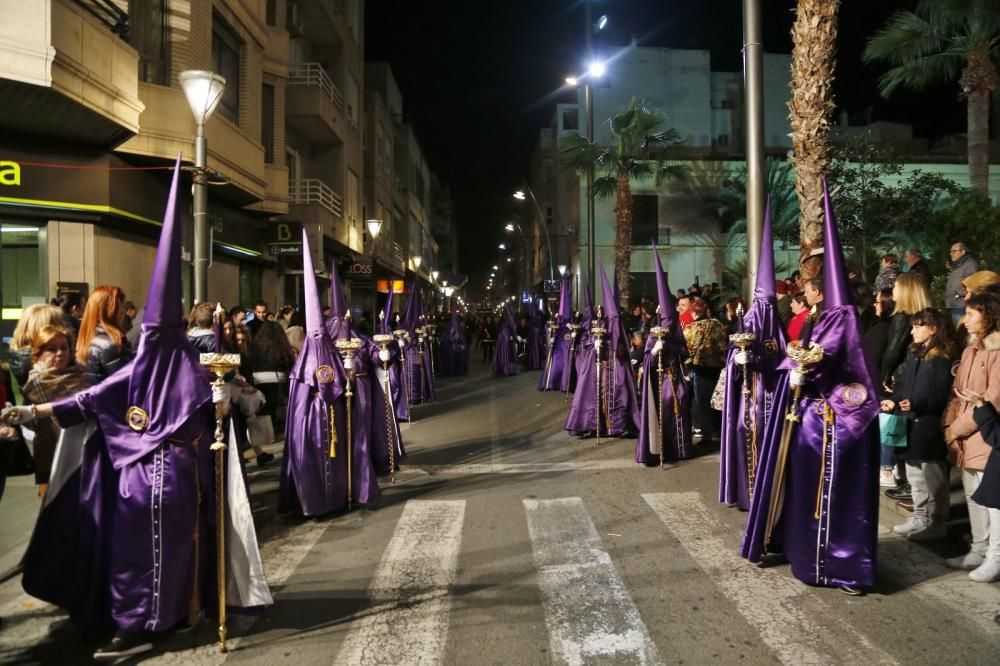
[{"x1": 2, "y1": 357, "x2": 999, "y2": 664}]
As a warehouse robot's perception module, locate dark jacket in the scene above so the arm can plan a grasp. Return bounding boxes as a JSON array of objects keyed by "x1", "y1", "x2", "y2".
[
  {"x1": 8, "y1": 348, "x2": 32, "y2": 390},
  {"x1": 83, "y1": 326, "x2": 133, "y2": 386},
  {"x1": 945, "y1": 254, "x2": 979, "y2": 308},
  {"x1": 907, "y1": 260, "x2": 932, "y2": 287},
  {"x1": 881, "y1": 311, "x2": 911, "y2": 388},
  {"x1": 864, "y1": 312, "x2": 892, "y2": 387},
  {"x1": 970, "y1": 402, "x2": 1000, "y2": 509},
  {"x1": 187, "y1": 327, "x2": 217, "y2": 353},
  {"x1": 890, "y1": 348, "x2": 952, "y2": 461}
]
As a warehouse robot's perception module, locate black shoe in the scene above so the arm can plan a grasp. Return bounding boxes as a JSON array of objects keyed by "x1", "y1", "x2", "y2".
[
  {"x1": 93, "y1": 632, "x2": 154, "y2": 661},
  {"x1": 994, "y1": 611, "x2": 1000, "y2": 626},
  {"x1": 257, "y1": 451, "x2": 275, "y2": 466},
  {"x1": 839, "y1": 585, "x2": 864, "y2": 596},
  {"x1": 885, "y1": 483, "x2": 912, "y2": 500}
]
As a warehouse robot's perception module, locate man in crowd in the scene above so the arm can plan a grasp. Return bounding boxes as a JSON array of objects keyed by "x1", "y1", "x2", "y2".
[
  {"x1": 873, "y1": 254, "x2": 899, "y2": 294},
  {"x1": 803, "y1": 277, "x2": 824, "y2": 311},
  {"x1": 904, "y1": 248, "x2": 932, "y2": 287},
  {"x1": 248, "y1": 300, "x2": 268, "y2": 335},
  {"x1": 945, "y1": 242, "x2": 979, "y2": 323}
]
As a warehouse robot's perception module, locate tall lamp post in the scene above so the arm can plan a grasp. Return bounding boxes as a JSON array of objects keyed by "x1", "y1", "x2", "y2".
[
  {"x1": 366, "y1": 218, "x2": 383, "y2": 319},
  {"x1": 180, "y1": 70, "x2": 226, "y2": 305},
  {"x1": 504, "y1": 222, "x2": 531, "y2": 297},
  {"x1": 513, "y1": 188, "x2": 555, "y2": 283}
]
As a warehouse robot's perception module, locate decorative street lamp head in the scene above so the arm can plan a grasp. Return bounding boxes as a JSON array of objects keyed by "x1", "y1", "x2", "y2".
[
  {"x1": 441, "y1": 280, "x2": 448, "y2": 287},
  {"x1": 431, "y1": 270, "x2": 439, "y2": 282},
  {"x1": 504, "y1": 223, "x2": 515, "y2": 232},
  {"x1": 492, "y1": 265, "x2": 499, "y2": 271},
  {"x1": 596, "y1": 15, "x2": 609, "y2": 31},
  {"x1": 565, "y1": 76, "x2": 579, "y2": 87},
  {"x1": 513, "y1": 191, "x2": 527, "y2": 200},
  {"x1": 588, "y1": 60, "x2": 606, "y2": 78},
  {"x1": 558, "y1": 264, "x2": 568, "y2": 276},
  {"x1": 179, "y1": 70, "x2": 227, "y2": 125},
  {"x1": 498, "y1": 243, "x2": 507, "y2": 250},
  {"x1": 413, "y1": 255, "x2": 422, "y2": 269},
  {"x1": 366, "y1": 219, "x2": 383, "y2": 240}
]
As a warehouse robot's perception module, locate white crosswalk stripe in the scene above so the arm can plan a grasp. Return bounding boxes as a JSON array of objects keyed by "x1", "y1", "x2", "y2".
[
  {"x1": 524, "y1": 497, "x2": 663, "y2": 666},
  {"x1": 642, "y1": 492, "x2": 898, "y2": 666},
  {"x1": 335, "y1": 499, "x2": 466, "y2": 666}
]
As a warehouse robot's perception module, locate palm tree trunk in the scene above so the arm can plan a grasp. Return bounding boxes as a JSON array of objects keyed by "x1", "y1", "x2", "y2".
[
  {"x1": 789, "y1": 0, "x2": 839, "y2": 282},
  {"x1": 961, "y1": 52, "x2": 997, "y2": 196},
  {"x1": 614, "y1": 171, "x2": 632, "y2": 308}
]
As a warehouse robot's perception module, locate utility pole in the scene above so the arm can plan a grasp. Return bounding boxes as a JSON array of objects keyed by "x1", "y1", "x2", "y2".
[
  {"x1": 743, "y1": 0, "x2": 765, "y2": 296},
  {"x1": 585, "y1": 0, "x2": 597, "y2": 301}
]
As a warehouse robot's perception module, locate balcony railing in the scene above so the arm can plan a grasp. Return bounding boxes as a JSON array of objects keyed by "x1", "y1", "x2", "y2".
[
  {"x1": 71, "y1": 0, "x2": 129, "y2": 41},
  {"x1": 289, "y1": 62, "x2": 344, "y2": 110},
  {"x1": 289, "y1": 178, "x2": 343, "y2": 218}
]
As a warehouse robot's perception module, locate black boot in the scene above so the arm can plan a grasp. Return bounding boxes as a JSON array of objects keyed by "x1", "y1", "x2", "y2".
[{"x1": 93, "y1": 631, "x2": 154, "y2": 661}]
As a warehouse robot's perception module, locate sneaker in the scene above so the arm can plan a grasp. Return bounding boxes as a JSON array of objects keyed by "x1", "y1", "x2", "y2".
[
  {"x1": 907, "y1": 523, "x2": 947, "y2": 542},
  {"x1": 885, "y1": 483, "x2": 912, "y2": 500},
  {"x1": 969, "y1": 559, "x2": 1000, "y2": 583},
  {"x1": 896, "y1": 499, "x2": 914, "y2": 512},
  {"x1": 256, "y1": 451, "x2": 275, "y2": 466},
  {"x1": 879, "y1": 468, "x2": 897, "y2": 488},
  {"x1": 945, "y1": 552, "x2": 986, "y2": 571},
  {"x1": 839, "y1": 585, "x2": 864, "y2": 596},
  {"x1": 892, "y1": 517, "x2": 926, "y2": 536},
  {"x1": 93, "y1": 632, "x2": 153, "y2": 661}
]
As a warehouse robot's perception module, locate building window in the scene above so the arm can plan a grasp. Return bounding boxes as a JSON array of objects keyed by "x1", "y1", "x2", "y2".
[
  {"x1": 265, "y1": 0, "x2": 277, "y2": 26},
  {"x1": 130, "y1": 0, "x2": 169, "y2": 85},
  {"x1": 261, "y1": 83, "x2": 275, "y2": 163},
  {"x1": 630, "y1": 194, "x2": 658, "y2": 245},
  {"x1": 212, "y1": 15, "x2": 242, "y2": 125},
  {"x1": 562, "y1": 108, "x2": 579, "y2": 131},
  {"x1": 717, "y1": 134, "x2": 730, "y2": 146}
]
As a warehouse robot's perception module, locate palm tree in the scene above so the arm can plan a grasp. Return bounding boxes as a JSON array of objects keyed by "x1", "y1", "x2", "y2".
[
  {"x1": 789, "y1": 0, "x2": 840, "y2": 281},
  {"x1": 561, "y1": 97, "x2": 686, "y2": 308},
  {"x1": 864, "y1": 0, "x2": 1000, "y2": 196}
]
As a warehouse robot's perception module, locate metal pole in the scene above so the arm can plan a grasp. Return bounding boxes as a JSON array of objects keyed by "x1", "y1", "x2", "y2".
[
  {"x1": 743, "y1": 0, "x2": 765, "y2": 298},
  {"x1": 526, "y1": 187, "x2": 555, "y2": 282},
  {"x1": 371, "y1": 242, "x2": 378, "y2": 323},
  {"x1": 193, "y1": 122, "x2": 209, "y2": 304},
  {"x1": 585, "y1": 82, "x2": 596, "y2": 301}
]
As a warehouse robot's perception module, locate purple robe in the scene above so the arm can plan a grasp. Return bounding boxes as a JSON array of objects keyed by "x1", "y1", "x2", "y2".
[
  {"x1": 526, "y1": 313, "x2": 544, "y2": 370},
  {"x1": 635, "y1": 334, "x2": 693, "y2": 464},
  {"x1": 367, "y1": 337, "x2": 406, "y2": 475},
  {"x1": 492, "y1": 315, "x2": 520, "y2": 377},
  {"x1": 565, "y1": 328, "x2": 600, "y2": 435},
  {"x1": 539, "y1": 321, "x2": 571, "y2": 391},
  {"x1": 439, "y1": 314, "x2": 469, "y2": 376}
]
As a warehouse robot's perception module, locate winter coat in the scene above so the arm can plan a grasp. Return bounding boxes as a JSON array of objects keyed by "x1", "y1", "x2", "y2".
[
  {"x1": 970, "y1": 403, "x2": 1000, "y2": 509},
  {"x1": 881, "y1": 312, "x2": 912, "y2": 388},
  {"x1": 944, "y1": 254, "x2": 979, "y2": 308},
  {"x1": 907, "y1": 260, "x2": 932, "y2": 288},
  {"x1": 83, "y1": 326, "x2": 133, "y2": 386},
  {"x1": 8, "y1": 348, "x2": 32, "y2": 389},
  {"x1": 187, "y1": 327, "x2": 217, "y2": 353},
  {"x1": 889, "y1": 347, "x2": 952, "y2": 461},
  {"x1": 944, "y1": 331, "x2": 1000, "y2": 471}
]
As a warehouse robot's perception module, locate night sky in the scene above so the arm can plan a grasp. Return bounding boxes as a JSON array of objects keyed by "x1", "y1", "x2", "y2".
[{"x1": 365, "y1": 1, "x2": 964, "y2": 278}]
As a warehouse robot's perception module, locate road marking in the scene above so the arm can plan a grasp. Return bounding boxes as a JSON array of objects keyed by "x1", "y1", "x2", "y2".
[
  {"x1": 642, "y1": 492, "x2": 897, "y2": 666},
  {"x1": 335, "y1": 500, "x2": 466, "y2": 665},
  {"x1": 524, "y1": 497, "x2": 663, "y2": 665},
  {"x1": 877, "y1": 524, "x2": 1000, "y2": 637},
  {"x1": 413, "y1": 456, "x2": 717, "y2": 475}
]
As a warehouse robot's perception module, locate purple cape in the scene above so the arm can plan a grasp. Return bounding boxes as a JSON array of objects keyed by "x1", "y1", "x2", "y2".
[
  {"x1": 635, "y1": 336, "x2": 693, "y2": 463},
  {"x1": 492, "y1": 307, "x2": 520, "y2": 377}
]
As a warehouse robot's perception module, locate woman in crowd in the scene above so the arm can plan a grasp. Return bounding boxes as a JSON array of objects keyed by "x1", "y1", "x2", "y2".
[
  {"x1": 786, "y1": 292, "x2": 809, "y2": 341},
  {"x1": 284, "y1": 309, "x2": 306, "y2": 354},
  {"x1": 880, "y1": 272, "x2": 933, "y2": 489},
  {"x1": 8, "y1": 305, "x2": 65, "y2": 391},
  {"x1": 880, "y1": 308, "x2": 957, "y2": 542},
  {"x1": 76, "y1": 285, "x2": 133, "y2": 386},
  {"x1": 722, "y1": 297, "x2": 746, "y2": 336},
  {"x1": 21, "y1": 325, "x2": 88, "y2": 497},
  {"x1": 682, "y1": 297, "x2": 727, "y2": 443},
  {"x1": 944, "y1": 290, "x2": 1000, "y2": 582},
  {"x1": 249, "y1": 320, "x2": 295, "y2": 434}
]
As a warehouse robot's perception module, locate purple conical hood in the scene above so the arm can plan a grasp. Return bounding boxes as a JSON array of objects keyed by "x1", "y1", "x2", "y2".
[
  {"x1": 653, "y1": 244, "x2": 674, "y2": 327},
  {"x1": 558, "y1": 277, "x2": 571, "y2": 321},
  {"x1": 613, "y1": 267, "x2": 621, "y2": 306},
  {"x1": 600, "y1": 264, "x2": 618, "y2": 318},
  {"x1": 329, "y1": 262, "x2": 348, "y2": 318},
  {"x1": 753, "y1": 197, "x2": 777, "y2": 301},
  {"x1": 302, "y1": 229, "x2": 324, "y2": 334},
  {"x1": 142, "y1": 156, "x2": 183, "y2": 327},
  {"x1": 380, "y1": 285, "x2": 394, "y2": 334},
  {"x1": 822, "y1": 177, "x2": 852, "y2": 307}
]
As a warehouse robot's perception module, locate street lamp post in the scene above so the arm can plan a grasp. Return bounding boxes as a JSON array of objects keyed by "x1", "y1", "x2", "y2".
[
  {"x1": 180, "y1": 70, "x2": 226, "y2": 305},
  {"x1": 514, "y1": 188, "x2": 555, "y2": 283},
  {"x1": 367, "y1": 219, "x2": 383, "y2": 320},
  {"x1": 504, "y1": 221, "x2": 531, "y2": 298}
]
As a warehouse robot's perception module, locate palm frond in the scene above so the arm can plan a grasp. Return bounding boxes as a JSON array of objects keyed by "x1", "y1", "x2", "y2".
[
  {"x1": 877, "y1": 52, "x2": 964, "y2": 96},
  {"x1": 593, "y1": 175, "x2": 618, "y2": 199},
  {"x1": 559, "y1": 132, "x2": 607, "y2": 173},
  {"x1": 864, "y1": 11, "x2": 947, "y2": 66}
]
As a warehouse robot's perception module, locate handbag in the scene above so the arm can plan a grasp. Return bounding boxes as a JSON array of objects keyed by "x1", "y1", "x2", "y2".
[
  {"x1": 246, "y1": 414, "x2": 275, "y2": 449},
  {"x1": 878, "y1": 412, "x2": 908, "y2": 448}
]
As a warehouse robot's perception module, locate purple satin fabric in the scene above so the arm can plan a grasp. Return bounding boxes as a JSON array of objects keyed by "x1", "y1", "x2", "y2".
[
  {"x1": 368, "y1": 343, "x2": 406, "y2": 475},
  {"x1": 405, "y1": 336, "x2": 437, "y2": 402},
  {"x1": 439, "y1": 315, "x2": 469, "y2": 377},
  {"x1": 526, "y1": 317, "x2": 544, "y2": 370},
  {"x1": 719, "y1": 297, "x2": 788, "y2": 509},
  {"x1": 636, "y1": 345, "x2": 692, "y2": 464},
  {"x1": 539, "y1": 324, "x2": 571, "y2": 391},
  {"x1": 565, "y1": 336, "x2": 598, "y2": 435},
  {"x1": 492, "y1": 320, "x2": 520, "y2": 377}
]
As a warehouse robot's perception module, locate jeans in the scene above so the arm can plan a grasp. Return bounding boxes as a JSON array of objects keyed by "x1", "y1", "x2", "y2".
[
  {"x1": 691, "y1": 365, "x2": 722, "y2": 441},
  {"x1": 963, "y1": 468, "x2": 1000, "y2": 561},
  {"x1": 906, "y1": 460, "x2": 949, "y2": 524}
]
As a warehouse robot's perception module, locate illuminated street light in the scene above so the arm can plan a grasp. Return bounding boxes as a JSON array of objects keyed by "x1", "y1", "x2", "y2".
[
  {"x1": 588, "y1": 60, "x2": 606, "y2": 78},
  {"x1": 504, "y1": 223, "x2": 515, "y2": 232},
  {"x1": 498, "y1": 243, "x2": 507, "y2": 250},
  {"x1": 513, "y1": 191, "x2": 526, "y2": 201},
  {"x1": 596, "y1": 14, "x2": 608, "y2": 30},
  {"x1": 558, "y1": 264, "x2": 568, "y2": 276},
  {"x1": 492, "y1": 265, "x2": 499, "y2": 270},
  {"x1": 431, "y1": 270, "x2": 439, "y2": 282},
  {"x1": 565, "y1": 76, "x2": 578, "y2": 87},
  {"x1": 413, "y1": 255, "x2": 422, "y2": 270}
]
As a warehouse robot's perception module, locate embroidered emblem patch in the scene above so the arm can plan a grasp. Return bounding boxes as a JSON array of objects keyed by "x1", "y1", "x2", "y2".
[
  {"x1": 564, "y1": 333, "x2": 572, "y2": 341},
  {"x1": 315, "y1": 365, "x2": 336, "y2": 384},
  {"x1": 761, "y1": 338, "x2": 779, "y2": 355},
  {"x1": 842, "y1": 383, "x2": 868, "y2": 405},
  {"x1": 126, "y1": 406, "x2": 149, "y2": 432}
]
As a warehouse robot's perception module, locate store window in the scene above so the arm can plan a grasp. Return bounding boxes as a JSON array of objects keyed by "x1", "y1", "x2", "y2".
[
  {"x1": 212, "y1": 14, "x2": 242, "y2": 125},
  {"x1": 240, "y1": 263, "x2": 262, "y2": 308},
  {"x1": 0, "y1": 221, "x2": 46, "y2": 350}
]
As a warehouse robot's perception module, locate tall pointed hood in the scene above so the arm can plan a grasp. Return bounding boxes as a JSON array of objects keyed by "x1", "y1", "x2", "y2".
[
  {"x1": 821, "y1": 177, "x2": 851, "y2": 307},
  {"x1": 121, "y1": 157, "x2": 211, "y2": 466},
  {"x1": 302, "y1": 228, "x2": 324, "y2": 335},
  {"x1": 753, "y1": 198, "x2": 777, "y2": 301},
  {"x1": 558, "y1": 277, "x2": 572, "y2": 322},
  {"x1": 379, "y1": 285, "x2": 394, "y2": 334},
  {"x1": 600, "y1": 264, "x2": 618, "y2": 318},
  {"x1": 653, "y1": 244, "x2": 674, "y2": 328},
  {"x1": 329, "y1": 261, "x2": 348, "y2": 319}
]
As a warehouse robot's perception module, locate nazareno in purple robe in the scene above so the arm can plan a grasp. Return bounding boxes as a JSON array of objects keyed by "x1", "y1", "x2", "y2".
[
  {"x1": 525, "y1": 304, "x2": 544, "y2": 370},
  {"x1": 367, "y1": 294, "x2": 406, "y2": 474},
  {"x1": 740, "y1": 180, "x2": 879, "y2": 589},
  {"x1": 540, "y1": 278, "x2": 572, "y2": 392},
  {"x1": 492, "y1": 306, "x2": 520, "y2": 377},
  {"x1": 636, "y1": 246, "x2": 692, "y2": 464},
  {"x1": 23, "y1": 160, "x2": 271, "y2": 636},
  {"x1": 719, "y1": 204, "x2": 788, "y2": 509},
  {"x1": 439, "y1": 313, "x2": 469, "y2": 377},
  {"x1": 401, "y1": 287, "x2": 436, "y2": 404}
]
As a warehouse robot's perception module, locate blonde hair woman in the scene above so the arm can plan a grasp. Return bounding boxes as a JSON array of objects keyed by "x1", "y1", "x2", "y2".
[{"x1": 9, "y1": 304, "x2": 64, "y2": 389}]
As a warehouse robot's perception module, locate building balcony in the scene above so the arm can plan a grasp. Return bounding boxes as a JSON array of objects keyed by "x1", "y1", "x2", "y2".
[
  {"x1": 286, "y1": 62, "x2": 346, "y2": 145},
  {"x1": 245, "y1": 163, "x2": 289, "y2": 216},
  {"x1": 288, "y1": 177, "x2": 362, "y2": 251},
  {"x1": 372, "y1": 237, "x2": 406, "y2": 275},
  {"x1": 0, "y1": 0, "x2": 143, "y2": 147}
]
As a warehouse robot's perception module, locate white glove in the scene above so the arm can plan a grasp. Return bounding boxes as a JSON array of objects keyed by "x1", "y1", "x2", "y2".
[
  {"x1": 344, "y1": 356, "x2": 354, "y2": 371},
  {"x1": 571, "y1": 330, "x2": 578, "y2": 339},
  {"x1": 651, "y1": 340, "x2": 664, "y2": 355},
  {"x1": 2, "y1": 405, "x2": 36, "y2": 425},
  {"x1": 379, "y1": 349, "x2": 391, "y2": 362},
  {"x1": 789, "y1": 368, "x2": 806, "y2": 387},
  {"x1": 517, "y1": 336, "x2": 524, "y2": 343},
  {"x1": 734, "y1": 350, "x2": 749, "y2": 366},
  {"x1": 594, "y1": 338, "x2": 603, "y2": 350},
  {"x1": 630, "y1": 358, "x2": 638, "y2": 367},
  {"x1": 397, "y1": 338, "x2": 405, "y2": 350},
  {"x1": 212, "y1": 384, "x2": 229, "y2": 405}
]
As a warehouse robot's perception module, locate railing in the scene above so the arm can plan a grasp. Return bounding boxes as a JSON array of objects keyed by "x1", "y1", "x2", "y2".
[
  {"x1": 288, "y1": 62, "x2": 345, "y2": 110},
  {"x1": 289, "y1": 178, "x2": 343, "y2": 218},
  {"x1": 71, "y1": 0, "x2": 129, "y2": 41}
]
